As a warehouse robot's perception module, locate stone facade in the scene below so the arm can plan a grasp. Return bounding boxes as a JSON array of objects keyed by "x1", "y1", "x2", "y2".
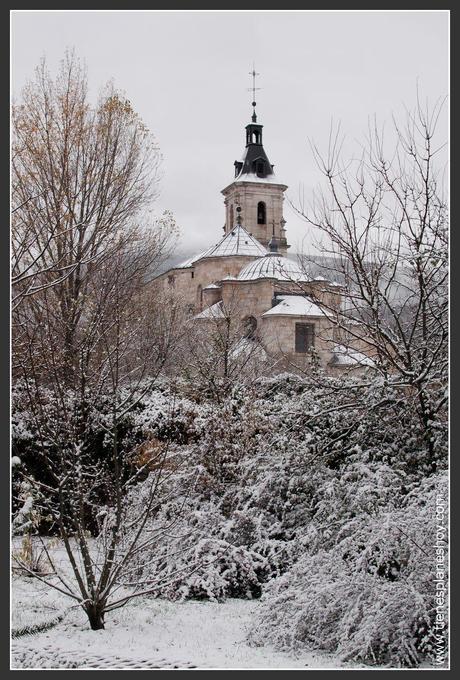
[
  {"x1": 154, "y1": 108, "x2": 374, "y2": 375},
  {"x1": 156, "y1": 267, "x2": 195, "y2": 308},
  {"x1": 220, "y1": 279, "x2": 274, "y2": 320}
]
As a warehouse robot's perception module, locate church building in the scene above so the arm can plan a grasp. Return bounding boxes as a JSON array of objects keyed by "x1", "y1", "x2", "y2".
[{"x1": 157, "y1": 89, "x2": 374, "y2": 373}]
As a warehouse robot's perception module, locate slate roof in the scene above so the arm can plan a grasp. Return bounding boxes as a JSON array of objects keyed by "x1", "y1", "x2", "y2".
[{"x1": 199, "y1": 225, "x2": 267, "y2": 259}]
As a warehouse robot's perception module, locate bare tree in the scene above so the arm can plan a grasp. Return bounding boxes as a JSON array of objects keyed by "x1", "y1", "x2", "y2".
[
  {"x1": 12, "y1": 49, "x2": 163, "y2": 326},
  {"x1": 295, "y1": 96, "x2": 448, "y2": 455},
  {"x1": 11, "y1": 51, "x2": 186, "y2": 630},
  {"x1": 181, "y1": 291, "x2": 271, "y2": 401}
]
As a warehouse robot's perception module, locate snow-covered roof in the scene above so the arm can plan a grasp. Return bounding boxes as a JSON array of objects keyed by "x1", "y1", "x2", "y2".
[
  {"x1": 232, "y1": 172, "x2": 285, "y2": 186},
  {"x1": 173, "y1": 252, "x2": 207, "y2": 269},
  {"x1": 237, "y1": 253, "x2": 310, "y2": 282},
  {"x1": 262, "y1": 295, "x2": 327, "y2": 318},
  {"x1": 229, "y1": 141, "x2": 287, "y2": 187},
  {"x1": 329, "y1": 344, "x2": 375, "y2": 367},
  {"x1": 194, "y1": 301, "x2": 226, "y2": 320},
  {"x1": 171, "y1": 226, "x2": 266, "y2": 268},
  {"x1": 203, "y1": 283, "x2": 221, "y2": 290},
  {"x1": 229, "y1": 337, "x2": 269, "y2": 361},
  {"x1": 198, "y1": 225, "x2": 267, "y2": 260}
]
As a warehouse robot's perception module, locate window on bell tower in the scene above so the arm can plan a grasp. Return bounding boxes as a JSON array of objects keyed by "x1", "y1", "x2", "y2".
[
  {"x1": 253, "y1": 159, "x2": 265, "y2": 177},
  {"x1": 257, "y1": 202, "x2": 266, "y2": 225}
]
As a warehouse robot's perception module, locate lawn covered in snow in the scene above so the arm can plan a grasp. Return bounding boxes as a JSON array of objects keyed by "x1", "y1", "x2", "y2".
[{"x1": 11, "y1": 574, "x2": 347, "y2": 670}]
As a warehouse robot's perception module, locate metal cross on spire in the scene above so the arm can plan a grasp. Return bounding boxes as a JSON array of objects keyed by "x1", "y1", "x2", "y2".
[{"x1": 248, "y1": 64, "x2": 261, "y2": 122}]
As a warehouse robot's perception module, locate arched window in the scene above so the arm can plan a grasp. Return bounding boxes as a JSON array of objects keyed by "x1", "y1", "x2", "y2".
[
  {"x1": 243, "y1": 316, "x2": 258, "y2": 339},
  {"x1": 257, "y1": 201, "x2": 266, "y2": 225},
  {"x1": 229, "y1": 204, "x2": 234, "y2": 229}
]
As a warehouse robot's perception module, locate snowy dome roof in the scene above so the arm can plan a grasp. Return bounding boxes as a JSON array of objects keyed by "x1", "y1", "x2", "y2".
[
  {"x1": 198, "y1": 225, "x2": 267, "y2": 260},
  {"x1": 237, "y1": 253, "x2": 309, "y2": 282}
]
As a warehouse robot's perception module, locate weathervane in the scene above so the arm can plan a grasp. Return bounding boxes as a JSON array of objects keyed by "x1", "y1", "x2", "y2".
[{"x1": 248, "y1": 64, "x2": 261, "y2": 122}]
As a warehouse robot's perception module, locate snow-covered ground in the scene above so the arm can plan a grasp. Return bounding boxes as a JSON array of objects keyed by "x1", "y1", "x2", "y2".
[{"x1": 11, "y1": 575, "x2": 349, "y2": 670}]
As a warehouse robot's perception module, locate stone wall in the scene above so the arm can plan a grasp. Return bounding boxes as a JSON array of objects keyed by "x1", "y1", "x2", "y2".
[
  {"x1": 156, "y1": 268, "x2": 196, "y2": 307},
  {"x1": 305, "y1": 281, "x2": 343, "y2": 310},
  {"x1": 203, "y1": 285, "x2": 222, "y2": 308},
  {"x1": 260, "y1": 314, "x2": 336, "y2": 365},
  {"x1": 155, "y1": 255, "x2": 267, "y2": 312},
  {"x1": 194, "y1": 255, "x2": 265, "y2": 310},
  {"x1": 334, "y1": 323, "x2": 378, "y2": 358},
  {"x1": 220, "y1": 279, "x2": 274, "y2": 323}
]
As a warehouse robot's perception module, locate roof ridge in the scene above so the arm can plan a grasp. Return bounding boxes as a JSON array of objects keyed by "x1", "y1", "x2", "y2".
[{"x1": 198, "y1": 224, "x2": 267, "y2": 260}]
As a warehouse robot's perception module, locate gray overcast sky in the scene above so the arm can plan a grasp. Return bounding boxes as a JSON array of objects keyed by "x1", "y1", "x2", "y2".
[{"x1": 12, "y1": 10, "x2": 448, "y2": 257}]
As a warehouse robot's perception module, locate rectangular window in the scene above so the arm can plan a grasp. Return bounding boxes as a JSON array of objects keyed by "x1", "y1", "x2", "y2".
[{"x1": 295, "y1": 323, "x2": 314, "y2": 353}]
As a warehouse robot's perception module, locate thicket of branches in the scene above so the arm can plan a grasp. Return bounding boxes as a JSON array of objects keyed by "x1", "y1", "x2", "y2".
[{"x1": 295, "y1": 97, "x2": 448, "y2": 458}]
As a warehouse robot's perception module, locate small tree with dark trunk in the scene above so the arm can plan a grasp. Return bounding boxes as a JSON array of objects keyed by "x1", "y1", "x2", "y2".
[
  {"x1": 13, "y1": 243, "x2": 185, "y2": 629},
  {"x1": 11, "y1": 51, "x2": 184, "y2": 630}
]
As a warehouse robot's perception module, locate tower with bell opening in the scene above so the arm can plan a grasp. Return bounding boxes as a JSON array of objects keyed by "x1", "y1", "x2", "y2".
[{"x1": 221, "y1": 68, "x2": 289, "y2": 254}]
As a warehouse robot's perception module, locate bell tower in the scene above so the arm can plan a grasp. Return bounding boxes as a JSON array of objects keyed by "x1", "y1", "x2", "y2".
[{"x1": 221, "y1": 68, "x2": 289, "y2": 254}]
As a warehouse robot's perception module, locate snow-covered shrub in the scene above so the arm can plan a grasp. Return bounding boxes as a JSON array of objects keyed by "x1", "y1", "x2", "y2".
[
  {"x1": 131, "y1": 382, "x2": 206, "y2": 445},
  {"x1": 190, "y1": 388, "x2": 271, "y2": 493},
  {"x1": 167, "y1": 538, "x2": 267, "y2": 602},
  {"x1": 249, "y1": 472, "x2": 448, "y2": 667},
  {"x1": 120, "y1": 485, "x2": 271, "y2": 603},
  {"x1": 120, "y1": 373, "x2": 446, "y2": 618},
  {"x1": 13, "y1": 366, "x2": 447, "y2": 662},
  {"x1": 254, "y1": 374, "x2": 447, "y2": 474}
]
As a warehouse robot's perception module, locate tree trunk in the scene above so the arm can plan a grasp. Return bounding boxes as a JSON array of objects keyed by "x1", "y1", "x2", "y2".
[
  {"x1": 417, "y1": 388, "x2": 436, "y2": 468},
  {"x1": 85, "y1": 603, "x2": 105, "y2": 630}
]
